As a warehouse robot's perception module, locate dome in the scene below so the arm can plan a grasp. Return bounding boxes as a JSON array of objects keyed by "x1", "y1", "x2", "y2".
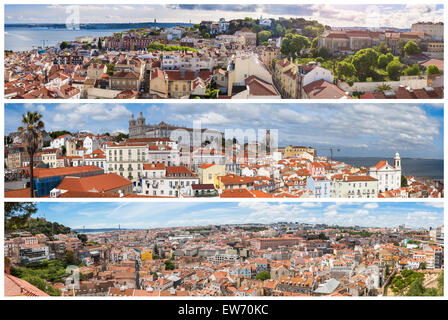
[{"x1": 394, "y1": 152, "x2": 400, "y2": 158}]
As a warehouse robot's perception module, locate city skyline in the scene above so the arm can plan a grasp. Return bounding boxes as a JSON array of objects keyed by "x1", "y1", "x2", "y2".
[
  {"x1": 5, "y1": 103, "x2": 444, "y2": 158},
  {"x1": 5, "y1": 4, "x2": 444, "y2": 29},
  {"x1": 34, "y1": 202, "x2": 444, "y2": 230}
]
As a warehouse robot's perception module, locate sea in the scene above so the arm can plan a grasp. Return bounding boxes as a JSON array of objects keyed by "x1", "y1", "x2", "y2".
[
  {"x1": 334, "y1": 157, "x2": 444, "y2": 180},
  {"x1": 5, "y1": 22, "x2": 193, "y2": 52}
]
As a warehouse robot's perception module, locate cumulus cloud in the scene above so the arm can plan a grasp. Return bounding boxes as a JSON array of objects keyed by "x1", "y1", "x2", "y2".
[
  {"x1": 5, "y1": 103, "x2": 443, "y2": 158},
  {"x1": 37, "y1": 202, "x2": 444, "y2": 230},
  {"x1": 5, "y1": 4, "x2": 443, "y2": 28}
]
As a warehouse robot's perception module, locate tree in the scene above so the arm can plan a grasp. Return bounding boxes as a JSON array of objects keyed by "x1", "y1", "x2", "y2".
[
  {"x1": 147, "y1": 42, "x2": 166, "y2": 52},
  {"x1": 375, "y1": 42, "x2": 389, "y2": 54},
  {"x1": 406, "y1": 278, "x2": 425, "y2": 296},
  {"x1": 164, "y1": 259, "x2": 175, "y2": 270},
  {"x1": 316, "y1": 47, "x2": 331, "y2": 59},
  {"x1": 256, "y1": 271, "x2": 270, "y2": 281},
  {"x1": 274, "y1": 24, "x2": 285, "y2": 37},
  {"x1": 4, "y1": 202, "x2": 37, "y2": 233},
  {"x1": 376, "y1": 83, "x2": 392, "y2": 92},
  {"x1": 252, "y1": 24, "x2": 262, "y2": 34},
  {"x1": 403, "y1": 64, "x2": 421, "y2": 76},
  {"x1": 77, "y1": 234, "x2": 88, "y2": 245},
  {"x1": 281, "y1": 33, "x2": 310, "y2": 58},
  {"x1": 60, "y1": 145, "x2": 66, "y2": 156},
  {"x1": 257, "y1": 30, "x2": 272, "y2": 44},
  {"x1": 22, "y1": 275, "x2": 61, "y2": 296},
  {"x1": 49, "y1": 130, "x2": 71, "y2": 139},
  {"x1": 386, "y1": 60, "x2": 402, "y2": 81},
  {"x1": 18, "y1": 111, "x2": 45, "y2": 197},
  {"x1": 97, "y1": 38, "x2": 103, "y2": 50},
  {"x1": 404, "y1": 41, "x2": 420, "y2": 55},
  {"x1": 352, "y1": 48, "x2": 379, "y2": 81},
  {"x1": 339, "y1": 62, "x2": 356, "y2": 78},
  {"x1": 378, "y1": 53, "x2": 394, "y2": 69},
  {"x1": 59, "y1": 41, "x2": 69, "y2": 50},
  {"x1": 106, "y1": 63, "x2": 115, "y2": 76},
  {"x1": 64, "y1": 250, "x2": 76, "y2": 265},
  {"x1": 401, "y1": 175, "x2": 408, "y2": 187},
  {"x1": 426, "y1": 65, "x2": 441, "y2": 75}
]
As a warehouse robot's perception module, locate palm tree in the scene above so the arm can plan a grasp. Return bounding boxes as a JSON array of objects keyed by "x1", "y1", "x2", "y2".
[
  {"x1": 18, "y1": 111, "x2": 44, "y2": 198},
  {"x1": 376, "y1": 83, "x2": 392, "y2": 92}
]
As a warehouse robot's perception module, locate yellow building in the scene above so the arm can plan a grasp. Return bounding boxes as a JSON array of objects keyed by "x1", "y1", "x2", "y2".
[
  {"x1": 197, "y1": 163, "x2": 226, "y2": 184},
  {"x1": 7, "y1": 145, "x2": 26, "y2": 169},
  {"x1": 65, "y1": 139, "x2": 77, "y2": 157},
  {"x1": 141, "y1": 251, "x2": 153, "y2": 261},
  {"x1": 41, "y1": 148, "x2": 61, "y2": 168},
  {"x1": 273, "y1": 59, "x2": 299, "y2": 98},
  {"x1": 284, "y1": 145, "x2": 315, "y2": 157},
  {"x1": 149, "y1": 68, "x2": 168, "y2": 98}
]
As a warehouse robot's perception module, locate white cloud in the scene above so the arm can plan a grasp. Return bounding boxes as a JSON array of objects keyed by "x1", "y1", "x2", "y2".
[{"x1": 364, "y1": 203, "x2": 379, "y2": 209}]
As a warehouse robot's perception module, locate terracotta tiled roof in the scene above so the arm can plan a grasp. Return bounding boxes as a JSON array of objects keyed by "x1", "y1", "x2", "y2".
[
  {"x1": 56, "y1": 173, "x2": 132, "y2": 193},
  {"x1": 199, "y1": 163, "x2": 215, "y2": 169},
  {"x1": 143, "y1": 163, "x2": 165, "y2": 170},
  {"x1": 304, "y1": 80, "x2": 348, "y2": 99},
  {"x1": 33, "y1": 165, "x2": 103, "y2": 179},
  {"x1": 220, "y1": 188, "x2": 255, "y2": 198},
  {"x1": 245, "y1": 76, "x2": 279, "y2": 96},
  {"x1": 5, "y1": 273, "x2": 50, "y2": 296},
  {"x1": 5, "y1": 188, "x2": 31, "y2": 198}
]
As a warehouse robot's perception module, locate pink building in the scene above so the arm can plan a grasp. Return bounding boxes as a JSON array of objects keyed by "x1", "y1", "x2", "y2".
[{"x1": 306, "y1": 162, "x2": 326, "y2": 176}]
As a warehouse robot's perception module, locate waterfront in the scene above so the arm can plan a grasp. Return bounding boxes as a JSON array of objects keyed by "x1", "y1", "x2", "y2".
[
  {"x1": 5, "y1": 22, "x2": 192, "y2": 51},
  {"x1": 335, "y1": 157, "x2": 444, "y2": 180}
]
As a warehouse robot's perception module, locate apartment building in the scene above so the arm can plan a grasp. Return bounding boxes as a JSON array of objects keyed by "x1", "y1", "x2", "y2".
[
  {"x1": 105, "y1": 143, "x2": 148, "y2": 182},
  {"x1": 140, "y1": 163, "x2": 199, "y2": 197},
  {"x1": 331, "y1": 175, "x2": 379, "y2": 198}
]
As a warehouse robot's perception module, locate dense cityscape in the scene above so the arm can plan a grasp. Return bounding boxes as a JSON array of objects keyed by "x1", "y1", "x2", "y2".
[
  {"x1": 4, "y1": 202, "x2": 444, "y2": 297},
  {"x1": 5, "y1": 108, "x2": 443, "y2": 198},
  {"x1": 4, "y1": 11, "x2": 444, "y2": 99},
  {"x1": 2, "y1": 4, "x2": 446, "y2": 305}
]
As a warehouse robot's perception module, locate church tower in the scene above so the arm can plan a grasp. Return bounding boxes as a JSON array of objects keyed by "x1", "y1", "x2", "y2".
[
  {"x1": 136, "y1": 112, "x2": 146, "y2": 137},
  {"x1": 129, "y1": 114, "x2": 136, "y2": 138},
  {"x1": 394, "y1": 152, "x2": 401, "y2": 169}
]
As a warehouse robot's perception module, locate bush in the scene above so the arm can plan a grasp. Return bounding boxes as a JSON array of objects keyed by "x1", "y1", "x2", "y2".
[
  {"x1": 404, "y1": 41, "x2": 420, "y2": 55},
  {"x1": 378, "y1": 53, "x2": 394, "y2": 69},
  {"x1": 256, "y1": 271, "x2": 270, "y2": 281},
  {"x1": 426, "y1": 65, "x2": 441, "y2": 75},
  {"x1": 403, "y1": 64, "x2": 421, "y2": 76},
  {"x1": 386, "y1": 60, "x2": 402, "y2": 81}
]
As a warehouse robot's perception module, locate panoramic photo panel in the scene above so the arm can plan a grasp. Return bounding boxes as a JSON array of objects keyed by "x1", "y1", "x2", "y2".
[
  {"x1": 4, "y1": 4, "x2": 444, "y2": 99},
  {"x1": 4, "y1": 102, "x2": 443, "y2": 199},
  {"x1": 4, "y1": 201, "x2": 444, "y2": 297}
]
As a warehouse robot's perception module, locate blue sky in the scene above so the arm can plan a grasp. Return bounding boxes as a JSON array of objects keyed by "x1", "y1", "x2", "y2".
[
  {"x1": 5, "y1": 4, "x2": 444, "y2": 28},
  {"x1": 5, "y1": 103, "x2": 444, "y2": 158},
  {"x1": 34, "y1": 202, "x2": 443, "y2": 230}
]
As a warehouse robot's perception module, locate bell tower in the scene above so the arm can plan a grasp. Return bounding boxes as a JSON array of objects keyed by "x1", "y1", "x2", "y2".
[
  {"x1": 129, "y1": 114, "x2": 136, "y2": 138},
  {"x1": 394, "y1": 152, "x2": 401, "y2": 169},
  {"x1": 136, "y1": 112, "x2": 146, "y2": 137}
]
